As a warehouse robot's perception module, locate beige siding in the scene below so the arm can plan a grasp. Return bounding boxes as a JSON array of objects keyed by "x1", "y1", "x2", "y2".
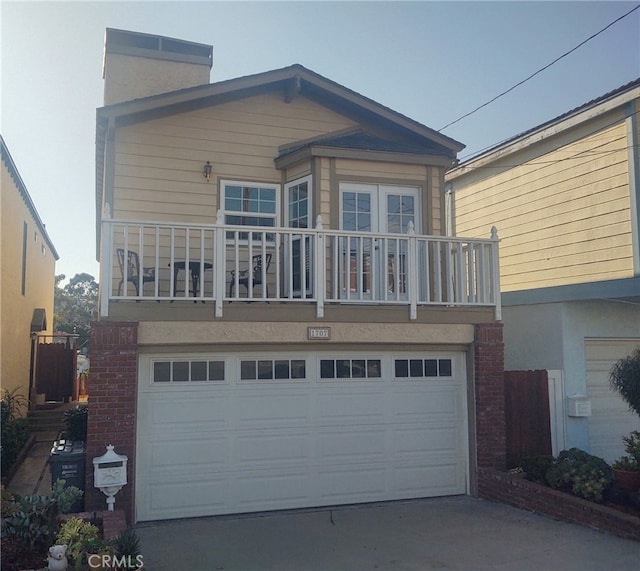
[
  {"x1": 112, "y1": 92, "x2": 357, "y2": 222},
  {"x1": 454, "y1": 121, "x2": 633, "y2": 291}
]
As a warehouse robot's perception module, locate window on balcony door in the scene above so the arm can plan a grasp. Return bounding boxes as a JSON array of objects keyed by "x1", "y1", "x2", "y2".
[
  {"x1": 339, "y1": 183, "x2": 420, "y2": 300},
  {"x1": 222, "y1": 181, "x2": 279, "y2": 241},
  {"x1": 285, "y1": 176, "x2": 313, "y2": 297}
]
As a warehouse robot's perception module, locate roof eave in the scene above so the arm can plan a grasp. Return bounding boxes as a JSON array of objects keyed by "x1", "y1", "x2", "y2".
[
  {"x1": 448, "y1": 81, "x2": 640, "y2": 179},
  {"x1": 275, "y1": 145, "x2": 455, "y2": 170}
]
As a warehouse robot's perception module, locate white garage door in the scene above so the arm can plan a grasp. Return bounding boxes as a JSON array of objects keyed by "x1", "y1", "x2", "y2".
[
  {"x1": 586, "y1": 339, "x2": 640, "y2": 462},
  {"x1": 136, "y1": 351, "x2": 468, "y2": 522}
]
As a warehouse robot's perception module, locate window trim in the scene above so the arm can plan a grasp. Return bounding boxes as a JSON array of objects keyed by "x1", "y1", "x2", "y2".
[
  {"x1": 285, "y1": 175, "x2": 313, "y2": 229},
  {"x1": 221, "y1": 179, "x2": 281, "y2": 228}
]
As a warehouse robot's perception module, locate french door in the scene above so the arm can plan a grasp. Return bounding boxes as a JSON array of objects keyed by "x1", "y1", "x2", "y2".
[
  {"x1": 339, "y1": 183, "x2": 420, "y2": 300},
  {"x1": 286, "y1": 177, "x2": 313, "y2": 297}
]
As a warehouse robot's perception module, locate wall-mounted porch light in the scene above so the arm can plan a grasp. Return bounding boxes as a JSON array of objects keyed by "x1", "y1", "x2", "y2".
[{"x1": 203, "y1": 161, "x2": 213, "y2": 182}]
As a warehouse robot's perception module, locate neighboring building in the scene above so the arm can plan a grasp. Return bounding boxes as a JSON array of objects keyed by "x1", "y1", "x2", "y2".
[
  {"x1": 1, "y1": 135, "x2": 59, "y2": 406},
  {"x1": 88, "y1": 29, "x2": 505, "y2": 523},
  {"x1": 447, "y1": 79, "x2": 640, "y2": 463}
]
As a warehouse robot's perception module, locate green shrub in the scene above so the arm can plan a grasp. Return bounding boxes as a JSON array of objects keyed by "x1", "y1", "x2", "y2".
[
  {"x1": 1, "y1": 389, "x2": 30, "y2": 480},
  {"x1": 113, "y1": 528, "x2": 141, "y2": 559},
  {"x1": 545, "y1": 448, "x2": 614, "y2": 502},
  {"x1": 56, "y1": 516, "x2": 100, "y2": 569},
  {"x1": 1, "y1": 480, "x2": 84, "y2": 553},
  {"x1": 1, "y1": 494, "x2": 58, "y2": 551},
  {"x1": 520, "y1": 455, "x2": 554, "y2": 484},
  {"x1": 50, "y1": 478, "x2": 84, "y2": 514},
  {"x1": 63, "y1": 405, "x2": 88, "y2": 442}
]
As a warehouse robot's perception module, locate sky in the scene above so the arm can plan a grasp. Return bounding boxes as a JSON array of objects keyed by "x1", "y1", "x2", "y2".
[{"x1": 1, "y1": 1, "x2": 639, "y2": 283}]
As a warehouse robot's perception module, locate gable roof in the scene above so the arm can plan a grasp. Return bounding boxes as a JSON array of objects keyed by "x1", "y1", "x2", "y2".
[
  {"x1": 97, "y1": 64, "x2": 463, "y2": 151},
  {"x1": 96, "y1": 64, "x2": 464, "y2": 247},
  {"x1": 448, "y1": 77, "x2": 640, "y2": 178},
  {"x1": 1, "y1": 135, "x2": 59, "y2": 260}
]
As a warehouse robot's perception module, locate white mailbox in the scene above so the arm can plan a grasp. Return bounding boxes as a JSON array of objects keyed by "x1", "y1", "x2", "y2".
[
  {"x1": 93, "y1": 444, "x2": 128, "y2": 511},
  {"x1": 567, "y1": 395, "x2": 592, "y2": 417}
]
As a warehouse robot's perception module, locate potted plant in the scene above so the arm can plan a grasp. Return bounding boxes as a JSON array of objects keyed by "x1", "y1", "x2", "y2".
[{"x1": 611, "y1": 431, "x2": 640, "y2": 492}]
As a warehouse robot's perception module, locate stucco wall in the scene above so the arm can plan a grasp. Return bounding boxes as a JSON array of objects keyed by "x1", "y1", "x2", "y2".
[
  {"x1": 502, "y1": 300, "x2": 640, "y2": 453},
  {"x1": 1, "y1": 158, "x2": 56, "y2": 401}
]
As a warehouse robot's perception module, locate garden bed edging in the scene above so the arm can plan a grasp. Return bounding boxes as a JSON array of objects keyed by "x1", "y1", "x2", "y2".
[{"x1": 477, "y1": 467, "x2": 640, "y2": 542}]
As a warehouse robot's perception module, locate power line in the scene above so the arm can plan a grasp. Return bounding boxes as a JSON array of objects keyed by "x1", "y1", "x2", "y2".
[
  {"x1": 438, "y1": 4, "x2": 640, "y2": 133},
  {"x1": 450, "y1": 107, "x2": 640, "y2": 175}
]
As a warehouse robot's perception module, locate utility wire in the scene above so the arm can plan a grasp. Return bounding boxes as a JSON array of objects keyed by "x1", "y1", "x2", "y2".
[
  {"x1": 451, "y1": 107, "x2": 640, "y2": 174},
  {"x1": 438, "y1": 4, "x2": 640, "y2": 133}
]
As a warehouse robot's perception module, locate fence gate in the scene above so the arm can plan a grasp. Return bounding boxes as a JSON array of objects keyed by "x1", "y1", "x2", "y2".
[
  {"x1": 504, "y1": 370, "x2": 552, "y2": 468},
  {"x1": 35, "y1": 335, "x2": 77, "y2": 402}
]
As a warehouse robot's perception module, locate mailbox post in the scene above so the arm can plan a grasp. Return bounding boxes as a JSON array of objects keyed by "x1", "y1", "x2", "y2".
[{"x1": 92, "y1": 445, "x2": 128, "y2": 511}]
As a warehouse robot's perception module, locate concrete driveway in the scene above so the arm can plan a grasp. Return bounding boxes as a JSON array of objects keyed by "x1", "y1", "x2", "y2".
[{"x1": 135, "y1": 496, "x2": 639, "y2": 571}]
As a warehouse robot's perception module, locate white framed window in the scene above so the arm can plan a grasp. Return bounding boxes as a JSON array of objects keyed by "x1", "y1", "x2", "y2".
[
  {"x1": 221, "y1": 180, "x2": 280, "y2": 239},
  {"x1": 393, "y1": 358, "x2": 453, "y2": 379},
  {"x1": 285, "y1": 176, "x2": 313, "y2": 296},
  {"x1": 152, "y1": 359, "x2": 226, "y2": 383},
  {"x1": 239, "y1": 358, "x2": 307, "y2": 381},
  {"x1": 319, "y1": 358, "x2": 382, "y2": 380},
  {"x1": 285, "y1": 176, "x2": 312, "y2": 229}
]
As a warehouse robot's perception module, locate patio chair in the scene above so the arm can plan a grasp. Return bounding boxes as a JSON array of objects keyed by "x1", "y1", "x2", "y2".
[
  {"x1": 229, "y1": 253, "x2": 272, "y2": 298},
  {"x1": 117, "y1": 248, "x2": 156, "y2": 296}
]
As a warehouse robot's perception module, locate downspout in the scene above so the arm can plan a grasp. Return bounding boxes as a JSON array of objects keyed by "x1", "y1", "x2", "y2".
[
  {"x1": 626, "y1": 100, "x2": 640, "y2": 275},
  {"x1": 444, "y1": 182, "x2": 454, "y2": 236}
]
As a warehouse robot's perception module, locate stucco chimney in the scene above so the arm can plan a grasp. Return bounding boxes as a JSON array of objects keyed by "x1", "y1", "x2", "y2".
[{"x1": 103, "y1": 28, "x2": 213, "y2": 105}]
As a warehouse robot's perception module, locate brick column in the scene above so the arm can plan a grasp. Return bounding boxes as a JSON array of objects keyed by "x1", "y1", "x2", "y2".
[
  {"x1": 86, "y1": 321, "x2": 138, "y2": 524},
  {"x1": 474, "y1": 322, "x2": 506, "y2": 470}
]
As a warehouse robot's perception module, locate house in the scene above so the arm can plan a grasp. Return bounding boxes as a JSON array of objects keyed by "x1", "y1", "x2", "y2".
[
  {"x1": 447, "y1": 79, "x2": 640, "y2": 464},
  {"x1": 1, "y1": 135, "x2": 59, "y2": 407},
  {"x1": 88, "y1": 29, "x2": 505, "y2": 523}
]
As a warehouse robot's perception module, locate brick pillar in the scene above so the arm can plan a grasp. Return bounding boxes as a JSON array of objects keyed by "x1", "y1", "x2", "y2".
[
  {"x1": 474, "y1": 322, "x2": 506, "y2": 470},
  {"x1": 86, "y1": 321, "x2": 138, "y2": 524}
]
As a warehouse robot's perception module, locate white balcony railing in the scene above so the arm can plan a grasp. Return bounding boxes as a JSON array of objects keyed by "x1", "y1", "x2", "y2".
[{"x1": 100, "y1": 208, "x2": 501, "y2": 320}]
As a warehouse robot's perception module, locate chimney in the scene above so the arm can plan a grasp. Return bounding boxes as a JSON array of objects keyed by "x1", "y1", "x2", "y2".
[{"x1": 103, "y1": 28, "x2": 213, "y2": 105}]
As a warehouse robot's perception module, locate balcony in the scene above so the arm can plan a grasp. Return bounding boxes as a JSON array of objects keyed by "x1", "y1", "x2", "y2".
[{"x1": 100, "y1": 213, "x2": 501, "y2": 320}]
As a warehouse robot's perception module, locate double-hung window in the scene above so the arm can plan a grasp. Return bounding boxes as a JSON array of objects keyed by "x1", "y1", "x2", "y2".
[{"x1": 222, "y1": 180, "x2": 279, "y2": 240}]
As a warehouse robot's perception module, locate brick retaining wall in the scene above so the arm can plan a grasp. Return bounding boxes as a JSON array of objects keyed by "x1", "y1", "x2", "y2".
[{"x1": 478, "y1": 467, "x2": 640, "y2": 541}]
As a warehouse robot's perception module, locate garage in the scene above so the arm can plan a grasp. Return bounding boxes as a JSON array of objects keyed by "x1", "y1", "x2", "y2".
[
  {"x1": 585, "y1": 338, "x2": 640, "y2": 462},
  {"x1": 135, "y1": 351, "x2": 468, "y2": 522}
]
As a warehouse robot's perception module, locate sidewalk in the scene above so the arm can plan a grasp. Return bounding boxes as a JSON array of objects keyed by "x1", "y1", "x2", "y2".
[{"x1": 6, "y1": 432, "x2": 56, "y2": 496}]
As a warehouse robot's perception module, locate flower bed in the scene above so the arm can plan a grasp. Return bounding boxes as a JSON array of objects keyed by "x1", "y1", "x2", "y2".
[{"x1": 477, "y1": 467, "x2": 640, "y2": 541}]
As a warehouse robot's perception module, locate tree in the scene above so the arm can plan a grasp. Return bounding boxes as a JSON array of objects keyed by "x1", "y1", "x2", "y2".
[
  {"x1": 609, "y1": 347, "x2": 640, "y2": 418},
  {"x1": 54, "y1": 273, "x2": 98, "y2": 351}
]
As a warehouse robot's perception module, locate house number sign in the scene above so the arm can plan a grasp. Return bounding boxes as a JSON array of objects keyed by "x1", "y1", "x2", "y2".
[{"x1": 308, "y1": 327, "x2": 331, "y2": 340}]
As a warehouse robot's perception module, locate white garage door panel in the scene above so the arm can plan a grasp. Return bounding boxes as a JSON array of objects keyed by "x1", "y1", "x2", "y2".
[
  {"x1": 318, "y1": 429, "x2": 386, "y2": 461},
  {"x1": 148, "y1": 436, "x2": 229, "y2": 469},
  {"x1": 148, "y1": 396, "x2": 231, "y2": 432},
  {"x1": 236, "y1": 472, "x2": 310, "y2": 509},
  {"x1": 586, "y1": 339, "x2": 640, "y2": 462},
  {"x1": 394, "y1": 463, "x2": 465, "y2": 495},
  {"x1": 137, "y1": 352, "x2": 468, "y2": 521},
  {"x1": 236, "y1": 432, "x2": 309, "y2": 465},
  {"x1": 393, "y1": 424, "x2": 462, "y2": 455},
  {"x1": 148, "y1": 477, "x2": 230, "y2": 515},
  {"x1": 391, "y1": 386, "x2": 462, "y2": 418},
  {"x1": 237, "y1": 393, "x2": 310, "y2": 427},
  {"x1": 316, "y1": 391, "x2": 386, "y2": 423}
]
